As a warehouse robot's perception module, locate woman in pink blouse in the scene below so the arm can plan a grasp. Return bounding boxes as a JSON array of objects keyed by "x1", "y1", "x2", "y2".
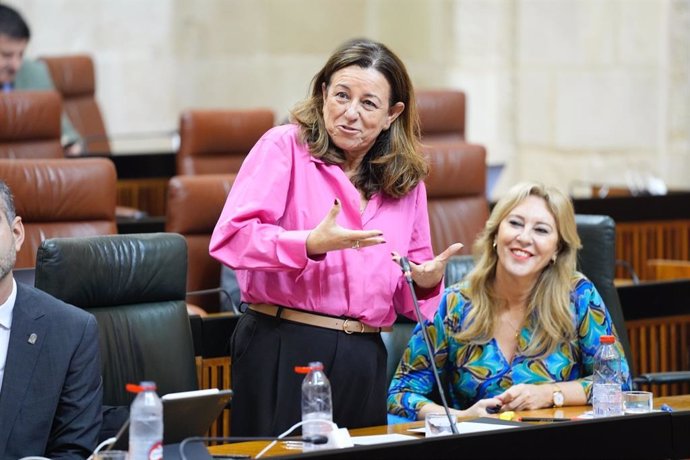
[{"x1": 210, "y1": 38, "x2": 462, "y2": 437}]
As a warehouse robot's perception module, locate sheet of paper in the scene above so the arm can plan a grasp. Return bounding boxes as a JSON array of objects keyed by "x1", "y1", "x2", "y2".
[
  {"x1": 408, "y1": 420, "x2": 520, "y2": 435},
  {"x1": 352, "y1": 433, "x2": 419, "y2": 445}
]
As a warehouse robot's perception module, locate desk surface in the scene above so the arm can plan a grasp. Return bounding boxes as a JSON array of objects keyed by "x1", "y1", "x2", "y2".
[{"x1": 208, "y1": 394, "x2": 690, "y2": 459}]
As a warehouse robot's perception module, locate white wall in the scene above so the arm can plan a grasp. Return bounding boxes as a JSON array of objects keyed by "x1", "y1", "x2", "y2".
[{"x1": 9, "y1": 0, "x2": 690, "y2": 198}]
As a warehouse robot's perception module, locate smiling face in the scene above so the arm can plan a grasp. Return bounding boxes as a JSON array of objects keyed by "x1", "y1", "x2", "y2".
[
  {"x1": 321, "y1": 65, "x2": 404, "y2": 163},
  {"x1": 494, "y1": 195, "x2": 560, "y2": 285}
]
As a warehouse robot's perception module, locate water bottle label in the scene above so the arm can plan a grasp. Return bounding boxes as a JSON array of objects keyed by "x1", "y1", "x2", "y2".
[{"x1": 593, "y1": 383, "x2": 623, "y2": 417}]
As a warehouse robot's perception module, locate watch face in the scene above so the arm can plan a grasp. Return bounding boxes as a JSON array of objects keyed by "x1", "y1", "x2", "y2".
[{"x1": 554, "y1": 391, "x2": 565, "y2": 407}]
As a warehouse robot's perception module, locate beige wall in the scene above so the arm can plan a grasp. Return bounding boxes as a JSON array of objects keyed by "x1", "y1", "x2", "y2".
[{"x1": 9, "y1": 0, "x2": 690, "y2": 198}]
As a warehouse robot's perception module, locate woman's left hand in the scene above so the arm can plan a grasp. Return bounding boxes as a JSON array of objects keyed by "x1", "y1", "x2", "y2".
[
  {"x1": 497, "y1": 383, "x2": 552, "y2": 411},
  {"x1": 391, "y1": 242, "x2": 464, "y2": 289}
]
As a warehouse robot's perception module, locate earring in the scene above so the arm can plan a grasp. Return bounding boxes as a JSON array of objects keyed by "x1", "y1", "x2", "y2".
[
  {"x1": 551, "y1": 254, "x2": 557, "y2": 264},
  {"x1": 492, "y1": 240, "x2": 497, "y2": 250}
]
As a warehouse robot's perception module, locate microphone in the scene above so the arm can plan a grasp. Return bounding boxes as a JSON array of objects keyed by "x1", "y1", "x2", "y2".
[{"x1": 398, "y1": 256, "x2": 458, "y2": 435}]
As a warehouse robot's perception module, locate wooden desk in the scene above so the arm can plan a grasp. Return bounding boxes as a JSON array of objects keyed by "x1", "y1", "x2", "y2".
[{"x1": 208, "y1": 395, "x2": 689, "y2": 459}]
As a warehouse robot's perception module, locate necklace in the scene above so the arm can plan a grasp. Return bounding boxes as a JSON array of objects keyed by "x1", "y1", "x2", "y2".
[{"x1": 503, "y1": 315, "x2": 523, "y2": 339}]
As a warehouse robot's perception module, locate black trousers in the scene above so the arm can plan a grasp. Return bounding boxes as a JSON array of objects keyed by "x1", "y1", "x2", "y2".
[{"x1": 229, "y1": 308, "x2": 388, "y2": 437}]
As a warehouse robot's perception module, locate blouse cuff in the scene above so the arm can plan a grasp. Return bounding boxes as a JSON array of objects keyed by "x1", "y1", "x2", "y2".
[{"x1": 276, "y1": 230, "x2": 313, "y2": 267}]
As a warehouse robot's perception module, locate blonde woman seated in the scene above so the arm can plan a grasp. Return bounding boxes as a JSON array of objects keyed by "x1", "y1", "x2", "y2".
[{"x1": 387, "y1": 182, "x2": 632, "y2": 420}]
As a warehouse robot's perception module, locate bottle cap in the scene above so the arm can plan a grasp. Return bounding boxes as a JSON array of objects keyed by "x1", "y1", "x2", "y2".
[
  {"x1": 599, "y1": 335, "x2": 615, "y2": 344},
  {"x1": 294, "y1": 361, "x2": 324, "y2": 374},
  {"x1": 126, "y1": 381, "x2": 157, "y2": 393}
]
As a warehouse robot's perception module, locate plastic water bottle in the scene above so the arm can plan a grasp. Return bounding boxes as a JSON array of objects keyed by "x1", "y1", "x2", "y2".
[
  {"x1": 128, "y1": 381, "x2": 163, "y2": 460},
  {"x1": 592, "y1": 335, "x2": 624, "y2": 417},
  {"x1": 295, "y1": 361, "x2": 333, "y2": 451}
]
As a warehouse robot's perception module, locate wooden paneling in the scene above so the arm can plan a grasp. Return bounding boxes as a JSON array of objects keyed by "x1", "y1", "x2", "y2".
[
  {"x1": 626, "y1": 314, "x2": 690, "y2": 396},
  {"x1": 196, "y1": 356, "x2": 232, "y2": 438},
  {"x1": 616, "y1": 220, "x2": 690, "y2": 280},
  {"x1": 116, "y1": 178, "x2": 169, "y2": 217}
]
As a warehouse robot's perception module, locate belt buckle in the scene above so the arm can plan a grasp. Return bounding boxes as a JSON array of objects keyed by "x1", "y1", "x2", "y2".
[{"x1": 342, "y1": 319, "x2": 364, "y2": 334}]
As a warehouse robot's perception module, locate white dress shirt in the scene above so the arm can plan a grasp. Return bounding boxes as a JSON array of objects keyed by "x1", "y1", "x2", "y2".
[{"x1": 0, "y1": 278, "x2": 18, "y2": 392}]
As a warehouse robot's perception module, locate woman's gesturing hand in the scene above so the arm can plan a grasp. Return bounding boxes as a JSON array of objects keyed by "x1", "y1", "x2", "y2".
[
  {"x1": 391, "y1": 242, "x2": 464, "y2": 289},
  {"x1": 306, "y1": 199, "x2": 386, "y2": 256}
]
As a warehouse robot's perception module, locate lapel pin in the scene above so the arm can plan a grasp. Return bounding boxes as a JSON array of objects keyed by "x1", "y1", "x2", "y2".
[{"x1": 28, "y1": 333, "x2": 37, "y2": 345}]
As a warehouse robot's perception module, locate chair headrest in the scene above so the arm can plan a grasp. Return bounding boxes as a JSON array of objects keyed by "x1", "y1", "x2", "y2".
[
  {"x1": 0, "y1": 90, "x2": 62, "y2": 140},
  {"x1": 40, "y1": 55, "x2": 96, "y2": 97},
  {"x1": 35, "y1": 233, "x2": 188, "y2": 308},
  {"x1": 178, "y1": 109, "x2": 275, "y2": 156}
]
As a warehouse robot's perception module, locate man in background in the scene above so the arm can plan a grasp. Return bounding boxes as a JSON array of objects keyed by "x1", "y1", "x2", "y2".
[
  {"x1": 0, "y1": 179, "x2": 102, "y2": 458},
  {"x1": 0, "y1": 3, "x2": 83, "y2": 156}
]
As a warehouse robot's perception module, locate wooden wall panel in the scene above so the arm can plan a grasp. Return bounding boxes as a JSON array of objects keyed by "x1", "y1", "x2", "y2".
[
  {"x1": 626, "y1": 315, "x2": 690, "y2": 396},
  {"x1": 616, "y1": 220, "x2": 690, "y2": 280},
  {"x1": 196, "y1": 356, "x2": 232, "y2": 439}
]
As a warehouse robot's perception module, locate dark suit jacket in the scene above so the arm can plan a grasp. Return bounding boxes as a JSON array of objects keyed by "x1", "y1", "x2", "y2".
[{"x1": 0, "y1": 282, "x2": 102, "y2": 459}]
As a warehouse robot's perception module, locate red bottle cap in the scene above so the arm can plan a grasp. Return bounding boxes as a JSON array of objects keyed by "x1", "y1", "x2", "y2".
[
  {"x1": 125, "y1": 381, "x2": 157, "y2": 393},
  {"x1": 599, "y1": 335, "x2": 615, "y2": 344},
  {"x1": 294, "y1": 362, "x2": 324, "y2": 374}
]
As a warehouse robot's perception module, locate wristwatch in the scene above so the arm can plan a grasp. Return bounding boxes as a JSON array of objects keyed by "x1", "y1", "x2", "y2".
[{"x1": 552, "y1": 384, "x2": 565, "y2": 407}]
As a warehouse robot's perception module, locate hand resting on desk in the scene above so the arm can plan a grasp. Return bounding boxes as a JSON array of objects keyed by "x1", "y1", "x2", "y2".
[
  {"x1": 497, "y1": 382, "x2": 586, "y2": 411},
  {"x1": 417, "y1": 396, "x2": 504, "y2": 420}
]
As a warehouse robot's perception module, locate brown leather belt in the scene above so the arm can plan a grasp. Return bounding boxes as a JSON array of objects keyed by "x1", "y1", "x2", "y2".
[{"x1": 249, "y1": 303, "x2": 392, "y2": 334}]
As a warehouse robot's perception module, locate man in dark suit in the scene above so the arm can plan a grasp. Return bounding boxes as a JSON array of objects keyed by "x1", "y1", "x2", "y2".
[{"x1": 0, "y1": 179, "x2": 102, "y2": 458}]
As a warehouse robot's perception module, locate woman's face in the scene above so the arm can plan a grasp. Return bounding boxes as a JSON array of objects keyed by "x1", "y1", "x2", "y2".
[
  {"x1": 495, "y1": 195, "x2": 560, "y2": 284},
  {"x1": 322, "y1": 65, "x2": 404, "y2": 161}
]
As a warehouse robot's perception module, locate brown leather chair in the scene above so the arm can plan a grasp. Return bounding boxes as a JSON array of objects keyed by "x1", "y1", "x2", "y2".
[
  {"x1": 166, "y1": 174, "x2": 236, "y2": 312},
  {"x1": 176, "y1": 109, "x2": 274, "y2": 175},
  {"x1": 0, "y1": 90, "x2": 64, "y2": 159},
  {"x1": 0, "y1": 158, "x2": 117, "y2": 268},
  {"x1": 424, "y1": 142, "x2": 489, "y2": 256},
  {"x1": 416, "y1": 89, "x2": 466, "y2": 144},
  {"x1": 40, "y1": 54, "x2": 110, "y2": 154}
]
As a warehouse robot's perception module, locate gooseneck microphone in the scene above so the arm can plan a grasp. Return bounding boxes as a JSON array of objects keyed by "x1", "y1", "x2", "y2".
[{"x1": 399, "y1": 256, "x2": 459, "y2": 435}]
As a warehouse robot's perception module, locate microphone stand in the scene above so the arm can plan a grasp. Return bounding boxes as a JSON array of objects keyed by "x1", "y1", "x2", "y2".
[{"x1": 399, "y1": 257, "x2": 458, "y2": 435}]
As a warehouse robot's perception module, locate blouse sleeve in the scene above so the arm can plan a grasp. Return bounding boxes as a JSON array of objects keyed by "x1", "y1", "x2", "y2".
[
  {"x1": 209, "y1": 134, "x2": 312, "y2": 271},
  {"x1": 572, "y1": 277, "x2": 633, "y2": 401},
  {"x1": 387, "y1": 288, "x2": 453, "y2": 420}
]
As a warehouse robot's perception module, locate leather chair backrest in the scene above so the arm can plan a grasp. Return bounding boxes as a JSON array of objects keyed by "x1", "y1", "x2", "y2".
[
  {"x1": 34, "y1": 232, "x2": 198, "y2": 406},
  {"x1": 423, "y1": 142, "x2": 489, "y2": 255},
  {"x1": 0, "y1": 90, "x2": 64, "y2": 159},
  {"x1": 0, "y1": 158, "x2": 117, "y2": 268},
  {"x1": 177, "y1": 109, "x2": 274, "y2": 175},
  {"x1": 416, "y1": 89, "x2": 466, "y2": 143},
  {"x1": 40, "y1": 54, "x2": 110, "y2": 154},
  {"x1": 166, "y1": 174, "x2": 236, "y2": 312}
]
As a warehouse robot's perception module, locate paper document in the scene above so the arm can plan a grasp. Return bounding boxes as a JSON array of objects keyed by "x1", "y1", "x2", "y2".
[
  {"x1": 352, "y1": 433, "x2": 419, "y2": 445},
  {"x1": 408, "y1": 420, "x2": 520, "y2": 435}
]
